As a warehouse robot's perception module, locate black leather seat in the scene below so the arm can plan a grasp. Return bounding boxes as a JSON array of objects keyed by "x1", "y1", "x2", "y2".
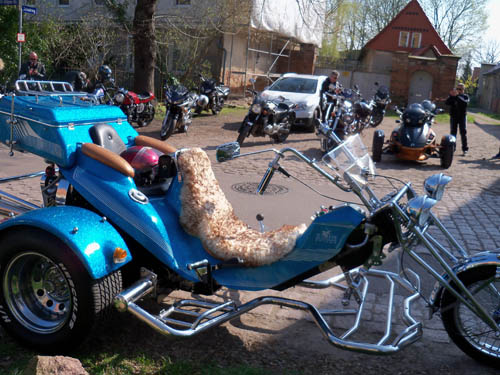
[{"x1": 89, "y1": 124, "x2": 127, "y2": 154}]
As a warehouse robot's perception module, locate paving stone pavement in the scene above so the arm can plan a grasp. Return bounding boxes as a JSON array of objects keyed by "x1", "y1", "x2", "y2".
[{"x1": 0, "y1": 108, "x2": 499, "y2": 369}]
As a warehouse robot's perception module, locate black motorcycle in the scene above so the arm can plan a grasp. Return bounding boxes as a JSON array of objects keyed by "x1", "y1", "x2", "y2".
[
  {"x1": 194, "y1": 74, "x2": 230, "y2": 115},
  {"x1": 370, "y1": 82, "x2": 391, "y2": 127},
  {"x1": 317, "y1": 91, "x2": 355, "y2": 153},
  {"x1": 237, "y1": 80, "x2": 296, "y2": 146},
  {"x1": 160, "y1": 84, "x2": 196, "y2": 140}
]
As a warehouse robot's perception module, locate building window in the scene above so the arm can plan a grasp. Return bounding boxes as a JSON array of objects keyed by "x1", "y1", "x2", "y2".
[
  {"x1": 411, "y1": 32, "x2": 422, "y2": 48},
  {"x1": 398, "y1": 31, "x2": 409, "y2": 47},
  {"x1": 59, "y1": 0, "x2": 69, "y2": 6},
  {"x1": 176, "y1": 0, "x2": 191, "y2": 5}
]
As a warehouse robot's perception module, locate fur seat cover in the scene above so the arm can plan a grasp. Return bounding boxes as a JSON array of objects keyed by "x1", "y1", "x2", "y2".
[{"x1": 177, "y1": 148, "x2": 307, "y2": 266}]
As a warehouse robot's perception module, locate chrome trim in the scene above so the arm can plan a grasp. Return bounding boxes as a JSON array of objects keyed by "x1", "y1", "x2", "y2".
[
  {"x1": 0, "y1": 189, "x2": 40, "y2": 218},
  {"x1": 116, "y1": 267, "x2": 422, "y2": 355}
]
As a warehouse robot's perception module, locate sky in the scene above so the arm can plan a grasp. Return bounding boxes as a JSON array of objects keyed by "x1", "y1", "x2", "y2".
[{"x1": 485, "y1": 0, "x2": 500, "y2": 45}]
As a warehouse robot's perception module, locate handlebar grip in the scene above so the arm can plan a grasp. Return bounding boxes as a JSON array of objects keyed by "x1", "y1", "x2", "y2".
[{"x1": 257, "y1": 167, "x2": 275, "y2": 195}]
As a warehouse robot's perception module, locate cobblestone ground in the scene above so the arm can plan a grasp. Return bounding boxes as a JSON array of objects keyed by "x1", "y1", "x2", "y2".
[{"x1": 0, "y1": 107, "x2": 499, "y2": 374}]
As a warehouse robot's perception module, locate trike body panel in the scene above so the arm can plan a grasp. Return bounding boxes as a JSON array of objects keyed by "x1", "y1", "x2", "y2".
[
  {"x1": 0, "y1": 95, "x2": 137, "y2": 167},
  {"x1": 0, "y1": 206, "x2": 132, "y2": 279}
]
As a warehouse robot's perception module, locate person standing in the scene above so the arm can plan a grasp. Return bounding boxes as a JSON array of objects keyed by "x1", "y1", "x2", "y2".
[
  {"x1": 19, "y1": 51, "x2": 46, "y2": 80},
  {"x1": 320, "y1": 70, "x2": 342, "y2": 120},
  {"x1": 445, "y1": 83, "x2": 469, "y2": 155}
]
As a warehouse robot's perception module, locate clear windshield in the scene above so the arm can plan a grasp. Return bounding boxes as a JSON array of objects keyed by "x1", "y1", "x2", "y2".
[
  {"x1": 321, "y1": 134, "x2": 375, "y2": 188},
  {"x1": 268, "y1": 77, "x2": 318, "y2": 94}
]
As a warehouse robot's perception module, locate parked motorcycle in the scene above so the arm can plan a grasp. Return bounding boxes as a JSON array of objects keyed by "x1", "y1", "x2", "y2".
[
  {"x1": 237, "y1": 79, "x2": 296, "y2": 146},
  {"x1": 160, "y1": 83, "x2": 196, "y2": 140},
  {"x1": 0, "y1": 84, "x2": 499, "y2": 367},
  {"x1": 370, "y1": 82, "x2": 391, "y2": 127},
  {"x1": 194, "y1": 73, "x2": 230, "y2": 115},
  {"x1": 92, "y1": 80, "x2": 156, "y2": 128},
  {"x1": 317, "y1": 90, "x2": 354, "y2": 153},
  {"x1": 372, "y1": 100, "x2": 455, "y2": 168}
]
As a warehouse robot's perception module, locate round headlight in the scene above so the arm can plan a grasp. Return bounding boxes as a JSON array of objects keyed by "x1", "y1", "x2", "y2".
[
  {"x1": 114, "y1": 92, "x2": 125, "y2": 104},
  {"x1": 251, "y1": 103, "x2": 261, "y2": 114}
]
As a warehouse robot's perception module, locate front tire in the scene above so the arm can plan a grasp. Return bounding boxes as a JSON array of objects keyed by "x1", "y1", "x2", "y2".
[
  {"x1": 440, "y1": 266, "x2": 500, "y2": 367},
  {"x1": 160, "y1": 115, "x2": 175, "y2": 141},
  {"x1": 0, "y1": 228, "x2": 121, "y2": 353},
  {"x1": 237, "y1": 123, "x2": 251, "y2": 146},
  {"x1": 440, "y1": 135, "x2": 455, "y2": 169},
  {"x1": 372, "y1": 129, "x2": 384, "y2": 162}
]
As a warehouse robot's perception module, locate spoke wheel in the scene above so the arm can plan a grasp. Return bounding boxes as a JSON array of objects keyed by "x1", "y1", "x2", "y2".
[{"x1": 440, "y1": 266, "x2": 500, "y2": 367}]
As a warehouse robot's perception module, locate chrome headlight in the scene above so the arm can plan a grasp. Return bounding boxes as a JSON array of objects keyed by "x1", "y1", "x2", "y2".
[
  {"x1": 114, "y1": 92, "x2": 125, "y2": 104},
  {"x1": 251, "y1": 103, "x2": 262, "y2": 114},
  {"x1": 407, "y1": 195, "x2": 437, "y2": 226},
  {"x1": 424, "y1": 173, "x2": 452, "y2": 201}
]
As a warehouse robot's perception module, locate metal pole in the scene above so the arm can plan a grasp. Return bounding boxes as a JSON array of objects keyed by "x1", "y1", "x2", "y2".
[{"x1": 18, "y1": 2, "x2": 23, "y2": 75}]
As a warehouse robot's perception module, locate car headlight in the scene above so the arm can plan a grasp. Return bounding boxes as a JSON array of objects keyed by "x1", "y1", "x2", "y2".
[
  {"x1": 424, "y1": 173, "x2": 452, "y2": 201},
  {"x1": 296, "y1": 102, "x2": 308, "y2": 111},
  {"x1": 251, "y1": 103, "x2": 262, "y2": 114},
  {"x1": 407, "y1": 195, "x2": 437, "y2": 226},
  {"x1": 114, "y1": 92, "x2": 125, "y2": 104}
]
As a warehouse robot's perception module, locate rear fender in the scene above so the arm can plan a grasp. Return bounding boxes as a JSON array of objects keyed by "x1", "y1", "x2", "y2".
[
  {"x1": 428, "y1": 250, "x2": 500, "y2": 314},
  {"x1": 0, "y1": 206, "x2": 131, "y2": 279}
]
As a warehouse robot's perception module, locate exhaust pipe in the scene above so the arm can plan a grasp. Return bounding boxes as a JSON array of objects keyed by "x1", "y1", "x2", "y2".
[{"x1": 0, "y1": 189, "x2": 40, "y2": 219}]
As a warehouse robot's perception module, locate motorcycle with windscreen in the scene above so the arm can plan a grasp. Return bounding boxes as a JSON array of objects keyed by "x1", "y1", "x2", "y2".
[{"x1": 0, "y1": 83, "x2": 499, "y2": 367}]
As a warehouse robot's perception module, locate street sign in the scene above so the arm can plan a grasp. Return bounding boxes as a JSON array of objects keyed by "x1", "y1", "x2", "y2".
[
  {"x1": 22, "y1": 5, "x2": 36, "y2": 15},
  {"x1": 0, "y1": 1, "x2": 18, "y2": 5},
  {"x1": 16, "y1": 33, "x2": 25, "y2": 43}
]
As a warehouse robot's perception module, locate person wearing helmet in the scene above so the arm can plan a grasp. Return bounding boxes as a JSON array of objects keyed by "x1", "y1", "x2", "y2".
[
  {"x1": 97, "y1": 65, "x2": 113, "y2": 84},
  {"x1": 445, "y1": 83, "x2": 469, "y2": 155},
  {"x1": 19, "y1": 51, "x2": 46, "y2": 80}
]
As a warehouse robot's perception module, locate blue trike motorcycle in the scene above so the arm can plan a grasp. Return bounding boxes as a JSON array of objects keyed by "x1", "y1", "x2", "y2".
[{"x1": 0, "y1": 81, "x2": 499, "y2": 367}]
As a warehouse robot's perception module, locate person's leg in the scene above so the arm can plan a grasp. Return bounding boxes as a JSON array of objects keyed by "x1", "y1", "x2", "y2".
[{"x1": 458, "y1": 116, "x2": 468, "y2": 152}]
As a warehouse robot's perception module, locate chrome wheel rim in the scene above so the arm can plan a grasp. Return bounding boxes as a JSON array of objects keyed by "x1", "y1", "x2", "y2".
[
  {"x1": 3, "y1": 252, "x2": 72, "y2": 334},
  {"x1": 455, "y1": 275, "x2": 500, "y2": 359}
]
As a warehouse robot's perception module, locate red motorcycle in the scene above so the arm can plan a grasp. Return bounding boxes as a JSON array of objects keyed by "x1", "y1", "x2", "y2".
[{"x1": 111, "y1": 87, "x2": 156, "y2": 128}]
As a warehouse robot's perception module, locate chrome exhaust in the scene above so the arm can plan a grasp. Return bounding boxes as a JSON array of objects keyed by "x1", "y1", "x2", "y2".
[{"x1": 0, "y1": 189, "x2": 40, "y2": 219}]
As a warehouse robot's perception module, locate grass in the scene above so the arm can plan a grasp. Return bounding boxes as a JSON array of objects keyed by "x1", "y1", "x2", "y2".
[
  {"x1": 476, "y1": 112, "x2": 500, "y2": 122},
  {"x1": 385, "y1": 109, "x2": 475, "y2": 125}
]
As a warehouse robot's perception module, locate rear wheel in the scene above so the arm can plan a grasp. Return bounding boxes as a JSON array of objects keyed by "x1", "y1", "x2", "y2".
[
  {"x1": 372, "y1": 129, "x2": 384, "y2": 162},
  {"x1": 0, "y1": 229, "x2": 121, "y2": 353},
  {"x1": 237, "y1": 123, "x2": 251, "y2": 146},
  {"x1": 440, "y1": 135, "x2": 455, "y2": 169},
  {"x1": 160, "y1": 115, "x2": 175, "y2": 141},
  {"x1": 440, "y1": 266, "x2": 500, "y2": 367}
]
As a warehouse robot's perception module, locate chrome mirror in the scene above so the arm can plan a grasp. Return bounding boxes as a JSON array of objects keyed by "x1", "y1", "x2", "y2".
[
  {"x1": 407, "y1": 195, "x2": 437, "y2": 226},
  {"x1": 424, "y1": 173, "x2": 452, "y2": 201},
  {"x1": 216, "y1": 142, "x2": 240, "y2": 162}
]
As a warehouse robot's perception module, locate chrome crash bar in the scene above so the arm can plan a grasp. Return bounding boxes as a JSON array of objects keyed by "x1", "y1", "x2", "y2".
[{"x1": 115, "y1": 267, "x2": 422, "y2": 355}]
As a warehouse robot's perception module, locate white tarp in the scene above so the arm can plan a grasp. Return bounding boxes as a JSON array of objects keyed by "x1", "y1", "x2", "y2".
[{"x1": 250, "y1": 0, "x2": 326, "y2": 47}]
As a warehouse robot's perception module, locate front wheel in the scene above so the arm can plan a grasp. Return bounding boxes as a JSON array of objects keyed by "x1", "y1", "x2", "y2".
[
  {"x1": 440, "y1": 266, "x2": 500, "y2": 367},
  {"x1": 372, "y1": 129, "x2": 384, "y2": 162},
  {"x1": 440, "y1": 135, "x2": 455, "y2": 169},
  {"x1": 160, "y1": 114, "x2": 175, "y2": 140},
  {"x1": 237, "y1": 123, "x2": 251, "y2": 146},
  {"x1": 0, "y1": 229, "x2": 121, "y2": 353}
]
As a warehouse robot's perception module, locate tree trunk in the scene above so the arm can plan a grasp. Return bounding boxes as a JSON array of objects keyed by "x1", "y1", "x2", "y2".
[{"x1": 133, "y1": 0, "x2": 157, "y2": 93}]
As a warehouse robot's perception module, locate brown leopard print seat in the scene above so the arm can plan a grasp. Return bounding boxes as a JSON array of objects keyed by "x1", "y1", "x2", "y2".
[{"x1": 177, "y1": 148, "x2": 306, "y2": 267}]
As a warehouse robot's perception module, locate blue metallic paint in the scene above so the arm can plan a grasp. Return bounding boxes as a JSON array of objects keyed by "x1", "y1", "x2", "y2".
[
  {"x1": 0, "y1": 95, "x2": 137, "y2": 167},
  {"x1": 0, "y1": 206, "x2": 132, "y2": 279}
]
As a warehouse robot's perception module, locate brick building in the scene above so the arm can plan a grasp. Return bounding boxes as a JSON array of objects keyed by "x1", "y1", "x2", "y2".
[{"x1": 359, "y1": 0, "x2": 459, "y2": 105}]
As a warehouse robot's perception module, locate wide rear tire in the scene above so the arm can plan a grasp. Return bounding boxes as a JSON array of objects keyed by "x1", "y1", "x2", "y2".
[
  {"x1": 440, "y1": 266, "x2": 500, "y2": 367},
  {"x1": 0, "y1": 228, "x2": 121, "y2": 353},
  {"x1": 372, "y1": 129, "x2": 385, "y2": 162}
]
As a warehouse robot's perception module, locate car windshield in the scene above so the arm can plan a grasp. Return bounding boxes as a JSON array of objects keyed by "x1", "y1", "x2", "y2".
[{"x1": 268, "y1": 77, "x2": 318, "y2": 94}]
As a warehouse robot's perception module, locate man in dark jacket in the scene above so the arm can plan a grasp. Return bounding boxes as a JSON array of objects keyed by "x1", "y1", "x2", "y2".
[
  {"x1": 320, "y1": 70, "x2": 342, "y2": 120},
  {"x1": 445, "y1": 83, "x2": 469, "y2": 155},
  {"x1": 19, "y1": 51, "x2": 46, "y2": 80}
]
